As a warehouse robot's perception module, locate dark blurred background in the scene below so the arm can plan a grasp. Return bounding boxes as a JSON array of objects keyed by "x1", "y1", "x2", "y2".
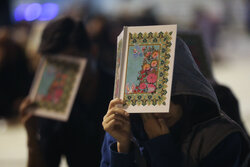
[{"x1": 0, "y1": 0, "x2": 249, "y2": 166}]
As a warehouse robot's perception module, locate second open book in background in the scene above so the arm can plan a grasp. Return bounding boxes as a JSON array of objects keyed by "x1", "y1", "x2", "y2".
[{"x1": 29, "y1": 55, "x2": 87, "y2": 121}]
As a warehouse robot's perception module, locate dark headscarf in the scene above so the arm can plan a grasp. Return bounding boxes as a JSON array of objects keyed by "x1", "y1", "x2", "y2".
[{"x1": 39, "y1": 17, "x2": 90, "y2": 55}]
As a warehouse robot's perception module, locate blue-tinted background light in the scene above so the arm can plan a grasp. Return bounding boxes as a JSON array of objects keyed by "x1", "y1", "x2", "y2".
[
  {"x1": 24, "y1": 3, "x2": 42, "y2": 21},
  {"x1": 14, "y1": 4, "x2": 29, "y2": 21},
  {"x1": 39, "y1": 3, "x2": 59, "y2": 21}
]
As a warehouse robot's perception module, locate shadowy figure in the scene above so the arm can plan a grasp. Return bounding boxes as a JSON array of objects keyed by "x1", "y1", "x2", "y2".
[
  {"x1": 191, "y1": 8, "x2": 221, "y2": 61},
  {"x1": 178, "y1": 31, "x2": 249, "y2": 137},
  {"x1": 86, "y1": 15, "x2": 118, "y2": 132},
  {"x1": 20, "y1": 17, "x2": 101, "y2": 167},
  {"x1": 0, "y1": 35, "x2": 33, "y2": 119}
]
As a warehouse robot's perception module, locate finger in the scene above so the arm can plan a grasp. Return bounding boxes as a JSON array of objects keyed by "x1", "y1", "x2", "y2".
[
  {"x1": 158, "y1": 119, "x2": 169, "y2": 133},
  {"x1": 19, "y1": 98, "x2": 32, "y2": 114},
  {"x1": 141, "y1": 114, "x2": 161, "y2": 130},
  {"x1": 103, "y1": 119, "x2": 127, "y2": 131},
  {"x1": 104, "y1": 113, "x2": 129, "y2": 124},
  {"x1": 141, "y1": 113, "x2": 154, "y2": 121},
  {"x1": 105, "y1": 107, "x2": 129, "y2": 119},
  {"x1": 111, "y1": 119, "x2": 130, "y2": 129},
  {"x1": 21, "y1": 112, "x2": 33, "y2": 124},
  {"x1": 105, "y1": 113, "x2": 130, "y2": 126},
  {"x1": 104, "y1": 119, "x2": 130, "y2": 132},
  {"x1": 109, "y1": 98, "x2": 123, "y2": 110},
  {"x1": 19, "y1": 99, "x2": 38, "y2": 117},
  {"x1": 22, "y1": 104, "x2": 37, "y2": 119},
  {"x1": 105, "y1": 107, "x2": 126, "y2": 119},
  {"x1": 103, "y1": 114, "x2": 129, "y2": 128}
]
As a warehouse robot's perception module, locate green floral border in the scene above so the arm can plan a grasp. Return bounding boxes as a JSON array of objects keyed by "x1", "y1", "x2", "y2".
[
  {"x1": 124, "y1": 31, "x2": 173, "y2": 106},
  {"x1": 37, "y1": 58, "x2": 79, "y2": 112}
]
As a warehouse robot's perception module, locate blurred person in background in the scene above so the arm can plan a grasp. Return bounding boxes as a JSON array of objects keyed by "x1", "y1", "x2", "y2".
[
  {"x1": 20, "y1": 17, "x2": 102, "y2": 167},
  {"x1": 0, "y1": 30, "x2": 33, "y2": 120},
  {"x1": 86, "y1": 15, "x2": 118, "y2": 131},
  {"x1": 178, "y1": 31, "x2": 249, "y2": 138},
  {"x1": 192, "y1": 7, "x2": 221, "y2": 62},
  {"x1": 119, "y1": 7, "x2": 159, "y2": 27},
  {"x1": 11, "y1": 21, "x2": 32, "y2": 50},
  {"x1": 21, "y1": 20, "x2": 47, "y2": 71}
]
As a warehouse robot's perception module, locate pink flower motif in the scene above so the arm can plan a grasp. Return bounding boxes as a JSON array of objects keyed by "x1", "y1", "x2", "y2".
[
  {"x1": 54, "y1": 89, "x2": 63, "y2": 98},
  {"x1": 61, "y1": 74, "x2": 67, "y2": 79},
  {"x1": 139, "y1": 83, "x2": 147, "y2": 90},
  {"x1": 147, "y1": 84, "x2": 156, "y2": 93},
  {"x1": 151, "y1": 60, "x2": 157, "y2": 67},
  {"x1": 145, "y1": 52, "x2": 151, "y2": 58},
  {"x1": 142, "y1": 47, "x2": 146, "y2": 52},
  {"x1": 146, "y1": 73, "x2": 157, "y2": 83},
  {"x1": 53, "y1": 98, "x2": 59, "y2": 103},
  {"x1": 152, "y1": 51, "x2": 159, "y2": 58},
  {"x1": 143, "y1": 64, "x2": 150, "y2": 71},
  {"x1": 45, "y1": 95, "x2": 52, "y2": 101}
]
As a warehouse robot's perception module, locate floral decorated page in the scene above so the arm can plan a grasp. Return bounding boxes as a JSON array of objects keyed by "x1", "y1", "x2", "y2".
[
  {"x1": 120, "y1": 25, "x2": 177, "y2": 113},
  {"x1": 29, "y1": 55, "x2": 87, "y2": 121}
]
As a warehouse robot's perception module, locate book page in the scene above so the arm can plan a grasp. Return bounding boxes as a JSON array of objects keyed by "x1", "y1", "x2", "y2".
[
  {"x1": 120, "y1": 25, "x2": 177, "y2": 113},
  {"x1": 29, "y1": 55, "x2": 87, "y2": 121}
]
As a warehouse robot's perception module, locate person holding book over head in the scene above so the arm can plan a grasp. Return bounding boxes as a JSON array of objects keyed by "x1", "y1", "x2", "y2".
[
  {"x1": 19, "y1": 17, "x2": 102, "y2": 167},
  {"x1": 100, "y1": 37, "x2": 250, "y2": 167}
]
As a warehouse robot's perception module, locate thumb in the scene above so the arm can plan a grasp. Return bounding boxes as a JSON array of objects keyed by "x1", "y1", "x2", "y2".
[
  {"x1": 22, "y1": 111, "x2": 33, "y2": 124},
  {"x1": 158, "y1": 119, "x2": 169, "y2": 134},
  {"x1": 19, "y1": 98, "x2": 31, "y2": 113}
]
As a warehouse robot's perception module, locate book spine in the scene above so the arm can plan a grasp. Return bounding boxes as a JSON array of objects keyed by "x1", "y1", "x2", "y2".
[
  {"x1": 119, "y1": 26, "x2": 128, "y2": 100},
  {"x1": 113, "y1": 29, "x2": 124, "y2": 99}
]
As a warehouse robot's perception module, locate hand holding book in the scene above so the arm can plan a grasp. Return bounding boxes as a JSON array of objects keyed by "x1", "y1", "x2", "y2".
[
  {"x1": 102, "y1": 98, "x2": 131, "y2": 153},
  {"x1": 102, "y1": 25, "x2": 177, "y2": 153}
]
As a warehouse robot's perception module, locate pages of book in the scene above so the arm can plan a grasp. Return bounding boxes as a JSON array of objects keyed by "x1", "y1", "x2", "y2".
[
  {"x1": 29, "y1": 55, "x2": 87, "y2": 121},
  {"x1": 114, "y1": 25, "x2": 177, "y2": 113}
]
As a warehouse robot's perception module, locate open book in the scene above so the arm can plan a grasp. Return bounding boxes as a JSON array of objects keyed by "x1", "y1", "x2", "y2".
[
  {"x1": 29, "y1": 55, "x2": 87, "y2": 121},
  {"x1": 113, "y1": 25, "x2": 177, "y2": 113}
]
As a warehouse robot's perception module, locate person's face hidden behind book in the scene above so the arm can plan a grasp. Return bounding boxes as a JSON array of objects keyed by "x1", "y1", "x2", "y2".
[{"x1": 152, "y1": 101, "x2": 183, "y2": 127}]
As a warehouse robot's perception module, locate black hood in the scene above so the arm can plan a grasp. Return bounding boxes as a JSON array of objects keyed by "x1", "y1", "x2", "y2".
[{"x1": 171, "y1": 37, "x2": 220, "y2": 111}]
